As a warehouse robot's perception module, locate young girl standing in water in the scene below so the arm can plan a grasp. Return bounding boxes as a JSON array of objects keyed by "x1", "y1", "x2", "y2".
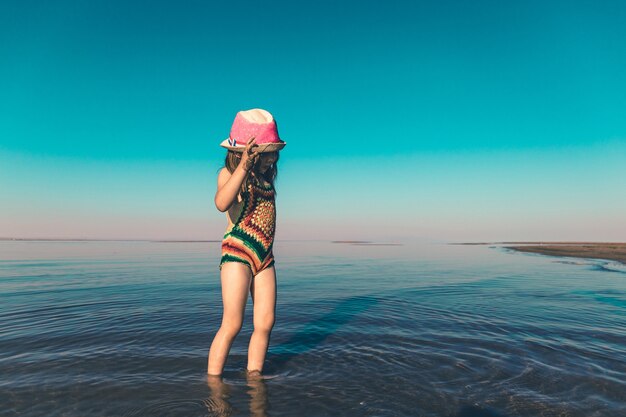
[{"x1": 207, "y1": 109, "x2": 286, "y2": 377}]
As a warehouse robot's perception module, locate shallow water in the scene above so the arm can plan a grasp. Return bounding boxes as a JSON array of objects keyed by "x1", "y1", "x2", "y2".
[{"x1": 1, "y1": 240, "x2": 625, "y2": 417}]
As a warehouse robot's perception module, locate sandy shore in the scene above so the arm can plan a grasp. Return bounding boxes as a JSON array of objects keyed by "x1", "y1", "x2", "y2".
[{"x1": 502, "y1": 243, "x2": 626, "y2": 264}]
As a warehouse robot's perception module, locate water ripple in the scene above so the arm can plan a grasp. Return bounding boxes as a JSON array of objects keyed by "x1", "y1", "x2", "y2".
[{"x1": 2, "y1": 241, "x2": 626, "y2": 416}]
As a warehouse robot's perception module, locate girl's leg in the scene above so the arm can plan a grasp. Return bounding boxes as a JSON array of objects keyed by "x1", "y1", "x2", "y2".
[
  {"x1": 247, "y1": 265, "x2": 277, "y2": 374},
  {"x1": 207, "y1": 262, "x2": 252, "y2": 376}
]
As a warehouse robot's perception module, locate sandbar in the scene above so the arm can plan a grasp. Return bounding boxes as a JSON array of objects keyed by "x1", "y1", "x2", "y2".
[{"x1": 503, "y1": 243, "x2": 626, "y2": 264}]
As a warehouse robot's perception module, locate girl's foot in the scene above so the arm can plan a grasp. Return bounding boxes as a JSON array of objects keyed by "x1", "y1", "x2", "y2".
[{"x1": 246, "y1": 369, "x2": 262, "y2": 378}]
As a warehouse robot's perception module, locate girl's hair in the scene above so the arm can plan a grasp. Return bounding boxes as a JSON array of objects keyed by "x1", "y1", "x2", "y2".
[{"x1": 222, "y1": 150, "x2": 279, "y2": 197}]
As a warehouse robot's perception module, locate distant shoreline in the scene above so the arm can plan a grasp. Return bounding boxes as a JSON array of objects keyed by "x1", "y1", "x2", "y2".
[
  {"x1": 332, "y1": 240, "x2": 403, "y2": 246},
  {"x1": 453, "y1": 241, "x2": 626, "y2": 265},
  {"x1": 0, "y1": 238, "x2": 222, "y2": 242},
  {"x1": 4, "y1": 239, "x2": 624, "y2": 264},
  {"x1": 0, "y1": 238, "x2": 338, "y2": 243},
  {"x1": 0, "y1": 237, "x2": 403, "y2": 246},
  {"x1": 1, "y1": 238, "x2": 404, "y2": 246}
]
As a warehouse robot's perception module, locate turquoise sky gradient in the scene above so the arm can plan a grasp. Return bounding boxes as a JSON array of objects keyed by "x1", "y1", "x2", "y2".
[{"x1": 1, "y1": 0, "x2": 625, "y2": 241}]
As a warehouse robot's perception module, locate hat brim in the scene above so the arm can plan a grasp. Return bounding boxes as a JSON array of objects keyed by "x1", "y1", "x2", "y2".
[{"x1": 219, "y1": 139, "x2": 286, "y2": 153}]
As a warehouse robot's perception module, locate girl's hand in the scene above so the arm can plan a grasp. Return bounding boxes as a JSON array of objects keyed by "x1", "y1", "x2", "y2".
[{"x1": 240, "y1": 136, "x2": 259, "y2": 172}]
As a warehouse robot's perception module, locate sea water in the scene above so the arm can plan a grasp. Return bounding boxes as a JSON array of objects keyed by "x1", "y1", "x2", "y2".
[{"x1": 1, "y1": 240, "x2": 625, "y2": 417}]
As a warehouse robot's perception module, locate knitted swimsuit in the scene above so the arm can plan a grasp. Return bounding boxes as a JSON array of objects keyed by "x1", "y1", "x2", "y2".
[{"x1": 219, "y1": 174, "x2": 276, "y2": 276}]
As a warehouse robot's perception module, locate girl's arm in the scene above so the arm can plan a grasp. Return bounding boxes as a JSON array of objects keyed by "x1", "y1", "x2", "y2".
[
  {"x1": 214, "y1": 165, "x2": 248, "y2": 212},
  {"x1": 214, "y1": 137, "x2": 259, "y2": 212}
]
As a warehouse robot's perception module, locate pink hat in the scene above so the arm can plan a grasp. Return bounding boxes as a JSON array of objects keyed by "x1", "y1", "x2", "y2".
[{"x1": 220, "y1": 109, "x2": 286, "y2": 153}]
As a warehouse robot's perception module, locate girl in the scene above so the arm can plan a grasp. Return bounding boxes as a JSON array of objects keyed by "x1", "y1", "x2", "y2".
[{"x1": 207, "y1": 109, "x2": 286, "y2": 377}]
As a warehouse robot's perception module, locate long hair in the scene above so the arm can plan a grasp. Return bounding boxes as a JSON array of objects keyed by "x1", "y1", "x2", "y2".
[{"x1": 221, "y1": 150, "x2": 279, "y2": 197}]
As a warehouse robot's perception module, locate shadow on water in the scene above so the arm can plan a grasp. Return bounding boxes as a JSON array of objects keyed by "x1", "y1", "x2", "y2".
[
  {"x1": 572, "y1": 290, "x2": 626, "y2": 313},
  {"x1": 269, "y1": 295, "x2": 379, "y2": 369}
]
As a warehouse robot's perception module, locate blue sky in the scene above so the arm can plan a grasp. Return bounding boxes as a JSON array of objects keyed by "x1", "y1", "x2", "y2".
[{"x1": 1, "y1": 0, "x2": 625, "y2": 241}]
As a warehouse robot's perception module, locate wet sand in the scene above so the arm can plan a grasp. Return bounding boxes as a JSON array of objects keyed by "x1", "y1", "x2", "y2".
[{"x1": 503, "y1": 242, "x2": 626, "y2": 264}]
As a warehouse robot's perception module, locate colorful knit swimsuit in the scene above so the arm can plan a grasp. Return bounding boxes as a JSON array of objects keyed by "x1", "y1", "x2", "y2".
[{"x1": 219, "y1": 174, "x2": 276, "y2": 276}]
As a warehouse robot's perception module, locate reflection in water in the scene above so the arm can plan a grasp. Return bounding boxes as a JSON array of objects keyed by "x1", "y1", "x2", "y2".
[
  {"x1": 204, "y1": 375, "x2": 234, "y2": 417},
  {"x1": 246, "y1": 371, "x2": 270, "y2": 417},
  {"x1": 204, "y1": 373, "x2": 270, "y2": 417}
]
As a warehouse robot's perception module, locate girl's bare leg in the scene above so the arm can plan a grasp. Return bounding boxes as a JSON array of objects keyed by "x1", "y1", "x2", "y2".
[
  {"x1": 247, "y1": 265, "x2": 277, "y2": 373},
  {"x1": 207, "y1": 262, "x2": 252, "y2": 376}
]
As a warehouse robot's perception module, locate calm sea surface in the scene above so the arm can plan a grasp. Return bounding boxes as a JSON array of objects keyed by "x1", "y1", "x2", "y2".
[{"x1": 1, "y1": 240, "x2": 625, "y2": 417}]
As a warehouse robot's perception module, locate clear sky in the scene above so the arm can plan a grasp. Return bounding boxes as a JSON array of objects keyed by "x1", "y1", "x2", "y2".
[{"x1": 1, "y1": 0, "x2": 625, "y2": 242}]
